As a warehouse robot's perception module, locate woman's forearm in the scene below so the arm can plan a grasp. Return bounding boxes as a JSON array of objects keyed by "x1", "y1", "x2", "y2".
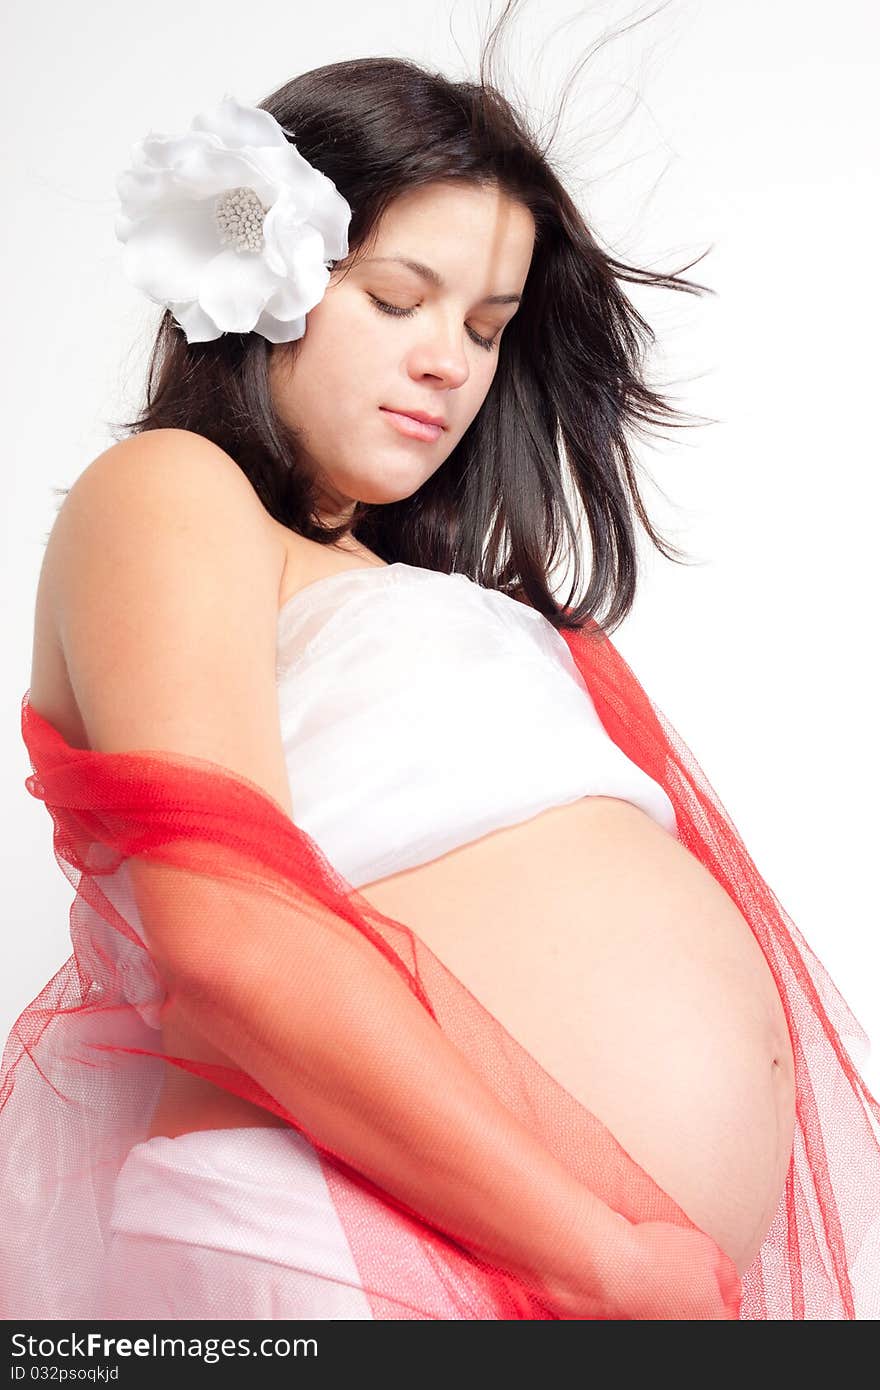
[{"x1": 162, "y1": 891, "x2": 625, "y2": 1309}]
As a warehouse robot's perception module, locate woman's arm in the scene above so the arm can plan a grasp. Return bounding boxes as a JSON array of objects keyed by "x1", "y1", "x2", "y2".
[{"x1": 135, "y1": 854, "x2": 626, "y2": 1311}]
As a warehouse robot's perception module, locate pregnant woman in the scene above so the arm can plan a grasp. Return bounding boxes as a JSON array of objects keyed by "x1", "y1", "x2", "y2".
[{"x1": 4, "y1": 40, "x2": 879, "y2": 1322}]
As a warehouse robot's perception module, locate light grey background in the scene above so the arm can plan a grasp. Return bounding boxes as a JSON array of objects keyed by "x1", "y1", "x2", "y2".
[{"x1": 3, "y1": 0, "x2": 878, "y2": 1110}]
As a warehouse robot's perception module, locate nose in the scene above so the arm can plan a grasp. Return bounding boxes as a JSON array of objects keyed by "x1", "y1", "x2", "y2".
[{"x1": 407, "y1": 317, "x2": 470, "y2": 390}]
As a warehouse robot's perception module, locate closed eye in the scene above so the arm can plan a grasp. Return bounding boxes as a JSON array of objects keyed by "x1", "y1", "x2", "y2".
[{"x1": 367, "y1": 293, "x2": 499, "y2": 352}]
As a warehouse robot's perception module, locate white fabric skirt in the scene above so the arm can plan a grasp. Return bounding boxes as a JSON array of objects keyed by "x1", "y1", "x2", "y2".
[{"x1": 94, "y1": 1126, "x2": 375, "y2": 1319}]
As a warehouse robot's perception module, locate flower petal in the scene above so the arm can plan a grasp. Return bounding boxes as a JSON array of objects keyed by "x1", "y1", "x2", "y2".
[
  {"x1": 197, "y1": 248, "x2": 281, "y2": 333},
  {"x1": 132, "y1": 132, "x2": 278, "y2": 206},
  {"x1": 259, "y1": 240, "x2": 329, "y2": 322},
  {"x1": 115, "y1": 166, "x2": 180, "y2": 225},
  {"x1": 307, "y1": 170, "x2": 351, "y2": 262},
  {"x1": 171, "y1": 300, "x2": 222, "y2": 343},
  {"x1": 262, "y1": 207, "x2": 328, "y2": 287},
  {"x1": 191, "y1": 94, "x2": 289, "y2": 151},
  {"x1": 251, "y1": 308, "x2": 307, "y2": 344},
  {"x1": 249, "y1": 142, "x2": 321, "y2": 213},
  {"x1": 120, "y1": 203, "x2": 218, "y2": 302}
]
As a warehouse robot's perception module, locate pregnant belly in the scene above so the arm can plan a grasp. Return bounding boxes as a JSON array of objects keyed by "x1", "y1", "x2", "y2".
[
  {"x1": 356, "y1": 794, "x2": 796, "y2": 1278},
  {"x1": 147, "y1": 793, "x2": 795, "y2": 1278}
]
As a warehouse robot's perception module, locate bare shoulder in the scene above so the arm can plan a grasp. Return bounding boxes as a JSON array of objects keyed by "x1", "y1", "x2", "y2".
[
  {"x1": 47, "y1": 428, "x2": 287, "y2": 621},
  {"x1": 38, "y1": 427, "x2": 297, "y2": 818},
  {"x1": 59, "y1": 428, "x2": 282, "y2": 543}
]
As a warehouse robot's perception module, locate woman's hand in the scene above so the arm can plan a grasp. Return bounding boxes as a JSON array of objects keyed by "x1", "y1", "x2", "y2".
[{"x1": 538, "y1": 1214, "x2": 743, "y2": 1320}]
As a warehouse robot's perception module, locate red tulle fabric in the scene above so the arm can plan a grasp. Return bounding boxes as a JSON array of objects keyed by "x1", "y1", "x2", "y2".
[{"x1": 3, "y1": 615, "x2": 879, "y2": 1319}]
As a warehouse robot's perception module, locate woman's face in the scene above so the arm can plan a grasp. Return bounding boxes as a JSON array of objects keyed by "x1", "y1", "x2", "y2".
[{"x1": 268, "y1": 180, "x2": 536, "y2": 525}]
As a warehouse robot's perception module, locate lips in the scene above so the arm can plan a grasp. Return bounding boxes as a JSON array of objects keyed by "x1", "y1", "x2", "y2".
[
  {"x1": 379, "y1": 408, "x2": 445, "y2": 443},
  {"x1": 381, "y1": 406, "x2": 447, "y2": 429}
]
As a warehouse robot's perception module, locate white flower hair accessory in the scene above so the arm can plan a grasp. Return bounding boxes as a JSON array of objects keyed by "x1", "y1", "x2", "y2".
[{"x1": 114, "y1": 93, "x2": 352, "y2": 344}]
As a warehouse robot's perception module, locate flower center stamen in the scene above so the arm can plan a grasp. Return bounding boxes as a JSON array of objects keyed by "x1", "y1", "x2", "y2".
[{"x1": 214, "y1": 186, "x2": 268, "y2": 253}]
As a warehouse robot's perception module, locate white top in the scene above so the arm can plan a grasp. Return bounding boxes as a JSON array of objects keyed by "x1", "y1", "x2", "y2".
[
  {"x1": 94, "y1": 558, "x2": 677, "y2": 1030},
  {"x1": 276, "y1": 561, "x2": 678, "y2": 889}
]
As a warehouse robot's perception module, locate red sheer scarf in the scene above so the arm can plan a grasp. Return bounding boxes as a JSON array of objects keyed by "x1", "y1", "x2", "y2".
[{"x1": 3, "y1": 615, "x2": 879, "y2": 1319}]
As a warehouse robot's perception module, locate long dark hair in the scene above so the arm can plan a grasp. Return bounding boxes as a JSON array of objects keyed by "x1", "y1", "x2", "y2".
[{"x1": 106, "y1": 2, "x2": 713, "y2": 634}]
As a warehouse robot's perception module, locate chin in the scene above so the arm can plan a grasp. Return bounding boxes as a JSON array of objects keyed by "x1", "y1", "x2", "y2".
[
  {"x1": 354, "y1": 486, "x2": 416, "y2": 507},
  {"x1": 347, "y1": 469, "x2": 433, "y2": 507}
]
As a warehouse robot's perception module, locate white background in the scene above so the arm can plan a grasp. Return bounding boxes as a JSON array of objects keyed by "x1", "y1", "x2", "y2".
[{"x1": 2, "y1": 0, "x2": 878, "y2": 1111}]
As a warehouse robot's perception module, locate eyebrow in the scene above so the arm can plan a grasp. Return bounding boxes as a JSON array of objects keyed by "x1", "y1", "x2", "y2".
[{"x1": 363, "y1": 256, "x2": 522, "y2": 305}]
